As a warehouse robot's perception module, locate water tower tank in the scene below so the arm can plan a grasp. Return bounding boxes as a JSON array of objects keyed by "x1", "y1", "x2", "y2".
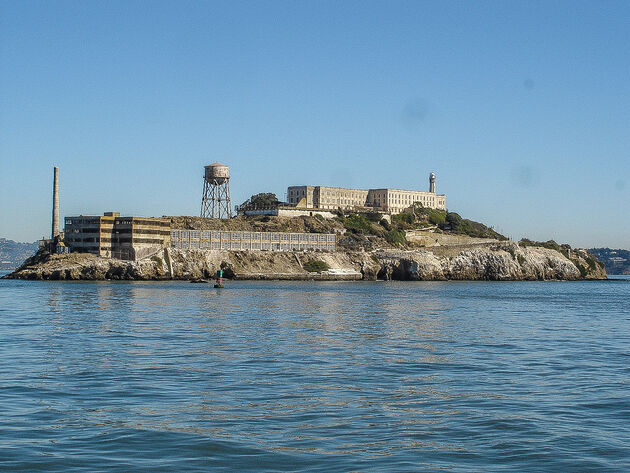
[{"x1": 205, "y1": 162, "x2": 230, "y2": 184}]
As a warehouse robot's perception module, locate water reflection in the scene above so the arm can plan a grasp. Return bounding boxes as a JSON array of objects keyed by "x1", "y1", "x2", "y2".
[{"x1": 2, "y1": 279, "x2": 628, "y2": 471}]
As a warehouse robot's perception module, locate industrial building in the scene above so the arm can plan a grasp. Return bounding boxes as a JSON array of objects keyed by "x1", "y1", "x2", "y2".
[
  {"x1": 287, "y1": 173, "x2": 446, "y2": 214},
  {"x1": 64, "y1": 212, "x2": 171, "y2": 260}
]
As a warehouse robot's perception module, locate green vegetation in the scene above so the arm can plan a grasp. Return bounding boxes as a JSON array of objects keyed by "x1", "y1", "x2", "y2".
[
  {"x1": 303, "y1": 260, "x2": 330, "y2": 272},
  {"x1": 444, "y1": 212, "x2": 506, "y2": 240},
  {"x1": 585, "y1": 255, "x2": 597, "y2": 271},
  {"x1": 428, "y1": 210, "x2": 446, "y2": 225},
  {"x1": 410, "y1": 203, "x2": 446, "y2": 225},
  {"x1": 240, "y1": 193, "x2": 280, "y2": 208},
  {"x1": 391, "y1": 212, "x2": 415, "y2": 226},
  {"x1": 336, "y1": 213, "x2": 374, "y2": 233},
  {"x1": 517, "y1": 254, "x2": 526, "y2": 265},
  {"x1": 519, "y1": 239, "x2": 571, "y2": 259},
  {"x1": 576, "y1": 263, "x2": 587, "y2": 278},
  {"x1": 332, "y1": 204, "x2": 507, "y2": 249},
  {"x1": 385, "y1": 229, "x2": 407, "y2": 246},
  {"x1": 364, "y1": 212, "x2": 383, "y2": 223},
  {"x1": 505, "y1": 246, "x2": 516, "y2": 260}
]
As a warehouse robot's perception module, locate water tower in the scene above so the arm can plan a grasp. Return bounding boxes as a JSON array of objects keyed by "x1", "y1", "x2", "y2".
[{"x1": 200, "y1": 162, "x2": 232, "y2": 219}]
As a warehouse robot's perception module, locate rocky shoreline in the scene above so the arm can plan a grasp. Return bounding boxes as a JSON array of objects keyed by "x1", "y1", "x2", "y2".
[{"x1": 3, "y1": 241, "x2": 606, "y2": 281}]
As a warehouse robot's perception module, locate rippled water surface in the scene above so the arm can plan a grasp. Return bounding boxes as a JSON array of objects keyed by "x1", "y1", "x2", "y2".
[{"x1": 1, "y1": 276, "x2": 629, "y2": 472}]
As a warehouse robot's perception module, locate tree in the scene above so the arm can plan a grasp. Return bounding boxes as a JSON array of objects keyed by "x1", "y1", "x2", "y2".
[
  {"x1": 445, "y1": 212, "x2": 462, "y2": 230},
  {"x1": 240, "y1": 193, "x2": 280, "y2": 208}
]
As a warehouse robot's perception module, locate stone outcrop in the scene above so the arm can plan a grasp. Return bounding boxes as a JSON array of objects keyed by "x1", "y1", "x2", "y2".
[{"x1": 4, "y1": 241, "x2": 606, "y2": 281}]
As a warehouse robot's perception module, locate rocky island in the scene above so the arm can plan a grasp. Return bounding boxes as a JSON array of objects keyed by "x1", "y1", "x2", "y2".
[{"x1": 4, "y1": 207, "x2": 606, "y2": 281}]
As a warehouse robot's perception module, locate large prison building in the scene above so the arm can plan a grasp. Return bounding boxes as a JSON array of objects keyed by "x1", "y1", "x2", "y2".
[
  {"x1": 286, "y1": 173, "x2": 445, "y2": 214},
  {"x1": 287, "y1": 186, "x2": 446, "y2": 214}
]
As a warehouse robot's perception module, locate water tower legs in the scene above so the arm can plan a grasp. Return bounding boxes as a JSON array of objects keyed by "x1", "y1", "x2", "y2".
[{"x1": 201, "y1": 179, "x2": 232, "y2": 219}]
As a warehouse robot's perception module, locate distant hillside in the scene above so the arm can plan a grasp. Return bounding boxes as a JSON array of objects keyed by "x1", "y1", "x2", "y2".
[
  {"x1": 0, "y1": 238, "x2": 38, "y2": 270},
  {"x1": 588, "y1": 248, "x2": 630, "y2": 275}
]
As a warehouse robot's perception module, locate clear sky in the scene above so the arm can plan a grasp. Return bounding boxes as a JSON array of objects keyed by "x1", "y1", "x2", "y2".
[{"x1": 1, "y1": 0, "x2": 628, "y2": 248}]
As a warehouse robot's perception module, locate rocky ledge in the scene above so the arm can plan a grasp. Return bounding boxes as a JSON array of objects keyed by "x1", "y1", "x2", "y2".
[{"x1": 3, "y1": 241, "x2": 606, "y2": 281}]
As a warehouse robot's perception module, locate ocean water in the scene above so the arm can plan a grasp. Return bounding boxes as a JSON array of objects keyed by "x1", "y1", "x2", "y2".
[{"x1": 0, "y1": 275, "x2": 628, "y2": 472}]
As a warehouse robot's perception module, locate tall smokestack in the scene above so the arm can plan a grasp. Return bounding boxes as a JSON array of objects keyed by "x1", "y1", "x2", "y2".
[{"x1": 52, "y1": 166, "x2": 59, "y2": 239}]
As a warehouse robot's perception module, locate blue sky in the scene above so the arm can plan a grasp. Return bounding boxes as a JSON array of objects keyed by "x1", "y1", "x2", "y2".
[{"x1": 1, "y1": 0, "x2": 628, "y2": 248}]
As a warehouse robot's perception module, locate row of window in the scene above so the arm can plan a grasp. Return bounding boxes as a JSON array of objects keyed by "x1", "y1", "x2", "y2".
[
  {"x1": 172, "y1": 241, "x2": 336, "y2": 251},
  {"x1": 171, "y1": 231, "x2": 335, "y2": 242}
]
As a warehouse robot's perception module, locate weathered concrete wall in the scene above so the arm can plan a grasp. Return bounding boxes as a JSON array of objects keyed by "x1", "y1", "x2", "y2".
[{"x1": 277, "y1": 208, "x2": 336, "y2": 219}]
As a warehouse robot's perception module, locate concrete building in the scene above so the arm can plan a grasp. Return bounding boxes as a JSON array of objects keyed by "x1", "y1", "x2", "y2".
[
  {"x1": 287, "y1": 173, "x2": 446, "y2": 214},
  {"x1": 64, "y1": 212, "x2": 171, "y2": 260},
  {"x1": 171, "y1": 230, "x2": 336, "y2": 251}
]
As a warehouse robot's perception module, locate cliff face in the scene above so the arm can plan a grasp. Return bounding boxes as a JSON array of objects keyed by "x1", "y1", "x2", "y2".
[
  {"x1": 4, "y1": 241, "x2": 606, "y2": 281},
  {"x1": 375, "y1": 245, "x2": 592, "y2": 281}
]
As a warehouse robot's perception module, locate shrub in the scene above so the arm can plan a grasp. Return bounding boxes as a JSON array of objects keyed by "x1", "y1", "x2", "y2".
[
  {"x1": 428, "y1": 210, "x2": 446, "y2": 225},
  {"x1": 303, "y1": 260, "x2": 329, "y2": 272},
  {"x1": 339, "y1": 213, "x2": 372, "y2": 233},
  {"x1": 241, "y1": 192, "x2": 280, "y2": 208},
  {"x1": 385, "y1": 229, "x2": 407, "y2": 246},
  {"x1": 576, "y1": 263, "x2": 587, "y2": 278},
  {"x1": 379, "y1": 219, "x2": 391, "y2": 231},
  {"x1": 519, "y1": 239, "x2": 570, "y2": 258},
  {"x1": 445, "y1": 212, "x2": 463, "y2": 229},
  {"x1": 585, "y1": 256, "x2": 597, "y2": 271},
  {"x1": 364, "y1": 212, "x2": 383, "y2": 222},
  {"x1": 392, "y1": 212, "x2": 415, "y2": 225}
]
